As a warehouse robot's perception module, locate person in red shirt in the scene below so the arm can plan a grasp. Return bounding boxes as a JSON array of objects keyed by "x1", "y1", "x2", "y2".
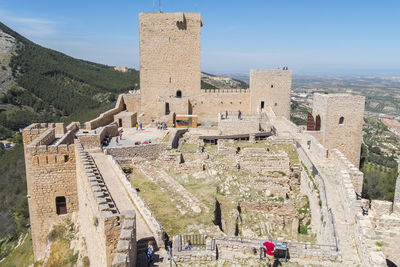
[{"x1": 263, "y1": 240, "x2": 275, "y2": 267}]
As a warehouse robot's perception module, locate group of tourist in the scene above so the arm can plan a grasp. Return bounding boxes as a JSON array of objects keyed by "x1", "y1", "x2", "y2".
[
  {"x1": 156, "y1": 121, "x2": 167, "y2": 130},
  {"x1": 136, "y1": 122, "x2": 143, "y2": 131}
]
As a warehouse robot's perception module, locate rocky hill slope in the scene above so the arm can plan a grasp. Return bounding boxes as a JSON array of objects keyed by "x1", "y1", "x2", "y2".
[{"x1": 201, "y1": 72, "x2": 248, "y2": 89}]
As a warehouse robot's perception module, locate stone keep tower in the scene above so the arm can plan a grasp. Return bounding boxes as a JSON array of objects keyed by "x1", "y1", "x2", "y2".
[
  {"x1": 22, "y1": 123, "x2": 78, "y2": 260},
  {"x1": 139, "y1": 12, "x2": 202, "y2": 121},
  {"x1": 249, "y1": 70, "x2": 292, "y2": 118},
  {"x1": 312, "y1": 93, "x2": 365, "y2": 167}
]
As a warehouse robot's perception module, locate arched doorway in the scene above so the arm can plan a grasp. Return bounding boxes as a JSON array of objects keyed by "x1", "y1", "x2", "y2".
[
  {"x1": 315, "y1": 115, "x2": 321, "y2": 131},
  {"x1": 176, "y1": 90, "x2": 182, "y2": 98}
]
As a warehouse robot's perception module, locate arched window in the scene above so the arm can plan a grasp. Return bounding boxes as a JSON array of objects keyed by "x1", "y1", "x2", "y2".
[
  {"x1": 56, "y1": 196, "x2": 67, "y2": 215},
  {"x1": 339, "y1": 117, "x2": 344, "y2": 124},
  {"x1": 315, "y1": 115, "x2": 321, "y2": 131},
  {"x1": 176, "y1": 90, "x2": 182, "y2": 98}
]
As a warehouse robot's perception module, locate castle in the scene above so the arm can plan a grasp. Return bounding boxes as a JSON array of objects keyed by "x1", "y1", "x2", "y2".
[{"x1": 22, "y1": 11, "x2": 400, "y2": 267}]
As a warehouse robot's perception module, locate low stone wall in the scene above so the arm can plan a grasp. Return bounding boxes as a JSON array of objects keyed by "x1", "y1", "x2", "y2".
[
  {"x1": 173, "y1": 235, "x2": 338, "y2": 262},
  {"x1": 106, "y1": 154, "x2": 165, "y2": 246},
  {"x1": 218, "y1": 118, "x2": 260, "y2": 135},
  {"x1": 172, "y1": 235, "x2": 216, "y2": 262},
  {"x1": 112, "y1": 210, "x2": 137, "y2": 267},
  {"x1": 75, "y1": 140, "x2": 122, "y2": 267},
  {"x1": 105, "y1": 143, "x2": 168, "y2": 161}
]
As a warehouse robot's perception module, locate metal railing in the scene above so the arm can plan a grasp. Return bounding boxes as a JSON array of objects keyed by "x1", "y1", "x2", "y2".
[{"x1": 177, "y1": 234, "x2": 212, "y2": 251}]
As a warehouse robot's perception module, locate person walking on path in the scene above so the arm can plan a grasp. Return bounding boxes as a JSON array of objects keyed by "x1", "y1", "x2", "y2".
[
  {"x1": 115, "y1": 137, "x2": 119, "y2": 146},
  {"x1": 263, "y1": 240, "x2": 275, "y2": 267},
  {"x1": 119, "y1": 130, "x2": 122, "y2": 140},
  {"x1": 166, "y1": 237, "x2": 173, "y2": 260},
  {"x1": 140, "y1": 122, "x2": 143, "y2": 130},
  {"x1": 238, "y1": 110, "x2": 242, "y2": 120},
  {"x1": 225, "y1": 110, "x2": 228, "y2": 119},
  {"x1": 147, "y1": 241, "x2": 154, "y2": 266},
  {"x1": 136, "y1": 123, "x2": 138, "y2": 131}
]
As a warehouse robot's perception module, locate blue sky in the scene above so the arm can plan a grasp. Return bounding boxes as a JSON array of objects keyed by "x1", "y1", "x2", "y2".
[{"x1": 0, "y1": 0, "x2": 399, "y2": 75}]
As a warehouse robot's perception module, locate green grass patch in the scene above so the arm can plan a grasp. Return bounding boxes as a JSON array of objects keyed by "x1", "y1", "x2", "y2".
[{"x1": 0, "y1": 232, "x2": 34, "y2": 267}]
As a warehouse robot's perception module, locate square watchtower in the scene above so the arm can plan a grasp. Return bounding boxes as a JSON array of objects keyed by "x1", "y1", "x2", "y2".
[{"x1": 139, "y1": 12, "x2": 203, "y2": 121}]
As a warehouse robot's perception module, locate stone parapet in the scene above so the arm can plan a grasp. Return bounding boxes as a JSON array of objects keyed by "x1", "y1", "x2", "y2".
[
  {"x1": 329, "y1": 149, "x2": 363, "y2": 194},
  {"x1": 106, "y1": 154, "x2": 165, "y2": 246},
  {"x1": 112, "y1": 210, "x2": 137, "y2": 267},
  {"x1": 85, "y1": 95, "x2": 125, "y2": 130},
  {"x1": 75, "y1": 140, "x2": 122, "y2": 266},
  {"x1": 202, "y1": 88, "x2": 249, "y2": 93}
]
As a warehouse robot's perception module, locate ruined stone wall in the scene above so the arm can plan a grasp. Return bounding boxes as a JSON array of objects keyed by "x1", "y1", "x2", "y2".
[
  {"x1": 139, "y1": 12, "x2": 202, "y2": 122},
  {"x1": 312, "y1": 93, "x2": 365, "y2": 167},
  {"x1": 105, "y1": 143, "x2": 168, "y2": 161},
  {"x1": 75, "y1": 140, "x2": 122, "y2": 266},
  {"x1": 239, "y1": 148, "x2": 290, "y2": 173},
  {"x1": 23, "y1": 125, "x2": 78, "y2": 261},
  {"x1": 249, "y1": 70, "x2": 292, "y2": 118},
  {"x1": 168, "y1": 128, "x2": 188, "y2": 149},
  {"x1": 190, "y1": 92, "x2": 250, "y2": 122}
]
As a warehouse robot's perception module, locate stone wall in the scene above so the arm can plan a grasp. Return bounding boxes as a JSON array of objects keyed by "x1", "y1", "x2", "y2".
[
  {"x1": 139, "y1": 12, "x2": 202, "y2": 122},
  {"x1": 106, "y1": 154, "x2": 165, "y2": 246},
  {"x1": 75, "y1": 140, "x2": 125, "y2": 267},
  {"x1": 238, "y1": 148, "x2": 290, "y2": 173},
  {"x1": 77, "y1": 123, "x2": 118, "y2": 149},
  {"x1": 249, "y1": 70, "x2": 292, "y2": 118},
  {"x1": 112, "y1": 210, "x2": 137, "y2": 267},
  {"x1": 218, "y1": 118, "x2": 260, "y2": 135},
  {"x1": 85, "y1": 95, "x2": 125, "y2": 130},
  {"x1": 369, "y1": 200, "x2": 400, "y2": 266},
  {"x1": 105, "y1": 143, "x2": 168, "y2": 161},
  {"x1": 312, "y1": 93, "x2": 365, "y2": 167},
  {"x1": 329, "y1": 149, "x2": 364, "y2": 195},
  {"x1": 23, "y1": 124, "x2": 78, "y2": 261},
  {"x1": 122, "y1": 92, "x2": 141, "y2": 113},
  {"x1": 190, "y1": 92, "x2": 250, "y2": 122}
]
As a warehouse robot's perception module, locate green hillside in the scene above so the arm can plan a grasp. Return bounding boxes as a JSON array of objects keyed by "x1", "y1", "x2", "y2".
[
  {"x1": 0, "y1": 22, "x2": 141, "y2": 261},
  {"x1": 0, "y1": 22, "x2": 140, "y2": 139}
]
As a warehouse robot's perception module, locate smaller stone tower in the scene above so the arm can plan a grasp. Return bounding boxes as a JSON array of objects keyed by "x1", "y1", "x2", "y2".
[
  {"x1": 22, "y1": 123, "x2": 78, "y2": 260},
  {"x1": 312, "y1": 93, "x2": 365, "y2": 167},
  {"x1": 249, "y1": 70, "x2": 292, "y2": 118}
]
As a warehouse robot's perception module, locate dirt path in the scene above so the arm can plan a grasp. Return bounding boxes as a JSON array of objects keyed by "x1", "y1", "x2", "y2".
[{"x1": 91, "y1": 153, "x2": 169, "y2": 267}]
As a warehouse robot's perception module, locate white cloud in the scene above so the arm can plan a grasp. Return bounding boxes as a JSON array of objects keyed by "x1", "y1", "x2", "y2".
[{"x1": 0, "y1": 9, "x2": 58, "y2": 37}]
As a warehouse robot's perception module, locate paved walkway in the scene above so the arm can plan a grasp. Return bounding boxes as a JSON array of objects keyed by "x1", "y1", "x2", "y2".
[
  {"x1": 107, "y1": 127, "x2": 168, "y2": 148},
  {"x1": 91, "y1": 153, "x2": 169, "y2": 267}
]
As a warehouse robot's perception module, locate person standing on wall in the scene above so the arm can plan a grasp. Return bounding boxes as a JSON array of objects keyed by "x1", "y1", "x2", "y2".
[
  {"x1": 263, "y1": 240, "x2": 275, "y2": 267},
  {"x1": 225, "y1": 110, "x2": 228, "y2": 119}
]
